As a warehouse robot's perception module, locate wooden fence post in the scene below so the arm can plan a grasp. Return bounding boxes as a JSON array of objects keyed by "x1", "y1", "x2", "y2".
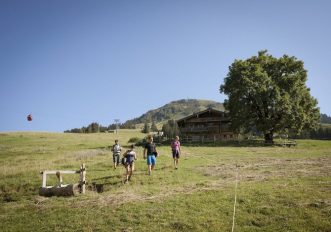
[
  {"x1": 80, "y1": 163, "x2": 86, "y2": 194},
  {"x1": 42, "y1": 171, "x2": 47, "y2": 187},
  {"x1": 56, "y1": 171, "x2": 63, "y2": 187}
]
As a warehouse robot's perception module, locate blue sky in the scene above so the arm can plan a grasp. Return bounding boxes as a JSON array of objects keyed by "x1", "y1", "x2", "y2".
[{"x1": 1, "y1": 0, "x2": 330, "y2": 132}]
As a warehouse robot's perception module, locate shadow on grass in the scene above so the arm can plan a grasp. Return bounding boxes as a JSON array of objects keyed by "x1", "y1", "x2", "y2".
[
  {"x1": 87, "y1": 146, "x2": 111, "y2": 150},
  {"x1": 89, "y1": 176, "x2": 124, "y2": 192},
  {"x1": 91, "y1": 174, "x2": 122, "y2": 181},
  {"x1": 87, "y1": 144, "x2": 135, "y2": 150}
]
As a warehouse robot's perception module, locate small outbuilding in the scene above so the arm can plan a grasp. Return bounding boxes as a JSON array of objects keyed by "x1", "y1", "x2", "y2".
[{"x1": 177, "y1": 108, "x2": 237, "y2": 143}]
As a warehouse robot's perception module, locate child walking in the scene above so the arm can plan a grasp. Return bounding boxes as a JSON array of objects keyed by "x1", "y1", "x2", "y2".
[{"x1": 123, "y1": 144, "x2": 137, "y2": 183}]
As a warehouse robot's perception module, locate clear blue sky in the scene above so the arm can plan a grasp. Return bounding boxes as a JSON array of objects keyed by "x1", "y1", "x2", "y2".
[{"x1": 1, "y1": 0, "x2": 330, "y2": 132}]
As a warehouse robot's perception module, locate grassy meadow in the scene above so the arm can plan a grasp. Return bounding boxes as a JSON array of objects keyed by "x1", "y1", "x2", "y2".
[{"x1": 0, "y1": 130, "x2": 330, "y2": 231}]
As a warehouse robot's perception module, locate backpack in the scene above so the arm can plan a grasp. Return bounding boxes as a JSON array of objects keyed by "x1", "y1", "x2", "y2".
[{"x1": 121, "y1": 157, "x2": 127, "y2": 165}]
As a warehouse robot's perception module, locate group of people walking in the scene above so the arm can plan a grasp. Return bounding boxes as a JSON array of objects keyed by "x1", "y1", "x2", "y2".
[{"x1": 111, "y1": 135, "x2": 181, "y2": 183}]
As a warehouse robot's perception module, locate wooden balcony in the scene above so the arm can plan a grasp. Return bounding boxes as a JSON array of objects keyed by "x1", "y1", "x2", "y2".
[
  {"x1": 179, "y1": 126, "x2": 232, "y2": 133},
  {"x1": 181, "y1": 117, "x2": 230, "y2": 123}
]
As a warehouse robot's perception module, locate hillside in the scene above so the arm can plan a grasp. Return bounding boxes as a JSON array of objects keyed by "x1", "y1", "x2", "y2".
[{"x1": 124, "y1": 99, "x2": 224, "y2": 125}]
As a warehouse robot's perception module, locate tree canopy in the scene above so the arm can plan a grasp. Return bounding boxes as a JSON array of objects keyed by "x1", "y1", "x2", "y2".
[
  {"x1": 151, "y1": 121, "x2": 158, "y2": 132},
  {"x1": 220, "y1": 50, "x2": 320, "y2": 143},
  {"x1": 142, "y1": 121, "x2": 150, "y2": 134},
  {"x1": 162, "y1": 119, "x2": 180, "y2": 139}
]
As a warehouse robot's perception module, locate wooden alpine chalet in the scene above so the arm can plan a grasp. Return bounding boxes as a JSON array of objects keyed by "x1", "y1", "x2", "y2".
[{"x1": 177, "y1": 108, "x2": 237, "y2": 142}]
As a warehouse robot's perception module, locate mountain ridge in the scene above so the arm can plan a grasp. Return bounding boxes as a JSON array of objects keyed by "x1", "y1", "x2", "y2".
[{"x1": 124, "y1": 99, "x2": 224, "y2": 125}]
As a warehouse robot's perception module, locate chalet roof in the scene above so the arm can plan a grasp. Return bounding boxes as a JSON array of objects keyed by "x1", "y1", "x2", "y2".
[{"x1": 177, "y1": 108, "x2": 227, "y2": 123}]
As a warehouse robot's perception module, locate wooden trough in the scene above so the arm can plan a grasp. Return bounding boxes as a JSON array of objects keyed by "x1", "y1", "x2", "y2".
[{"x1": 39, "y1": 164, "x2": 86, "y2": 197}]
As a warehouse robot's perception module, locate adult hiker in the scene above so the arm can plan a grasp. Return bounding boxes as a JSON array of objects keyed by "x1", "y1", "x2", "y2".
[
  {"x1": 123, "y1": 144, "x2": 137, "y2": 183},
  {"x1": 171, "y1": 135, "x2": 181, "y2": 169},
  {"x1": 111, "y1": 139, "x2": 122, "y2": 169},
  {"x1": 143, "y1": 135, "x2": 158, "y2": 175}
]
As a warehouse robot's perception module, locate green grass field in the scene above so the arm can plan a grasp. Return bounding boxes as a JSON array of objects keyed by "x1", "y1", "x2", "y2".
[{"x1": 0, "y1": 130, "x2": 330, "y2": 231}]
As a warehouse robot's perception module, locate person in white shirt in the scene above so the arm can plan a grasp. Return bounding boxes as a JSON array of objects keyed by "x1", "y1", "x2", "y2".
[{"x1": 111, "y1": 139, "x2": 122, "y2": 169}]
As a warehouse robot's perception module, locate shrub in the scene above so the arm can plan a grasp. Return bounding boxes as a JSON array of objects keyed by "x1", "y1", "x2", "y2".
[{"x1": 128, "y1": 137, "x2": 141, "y2": 144}]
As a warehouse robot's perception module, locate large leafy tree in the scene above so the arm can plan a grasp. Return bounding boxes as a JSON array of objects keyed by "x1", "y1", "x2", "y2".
[
  {"x1": 87, "y1": 122, "x2": 100, "y2": 133},
  {"x1": 220, "y1": 50, "x2": 320, "y2": 143}
]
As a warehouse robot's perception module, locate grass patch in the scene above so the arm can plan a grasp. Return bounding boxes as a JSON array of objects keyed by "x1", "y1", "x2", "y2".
[{"x1": 0, "y1": 131, "x2": 330, "y2": 231}]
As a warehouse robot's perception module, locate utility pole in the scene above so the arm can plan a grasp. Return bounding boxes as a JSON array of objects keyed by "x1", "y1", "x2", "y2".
[{"x1": 114, "y1": 119, "x2": 120, "y2": 134}]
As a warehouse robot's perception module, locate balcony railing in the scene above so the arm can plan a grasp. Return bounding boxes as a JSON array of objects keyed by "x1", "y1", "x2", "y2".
[
  {"x1": 179, "y1": 126, "x2": 232, "y2": 133},
  {"x1": 181, "y1": 117, "x2": 230, "y2": 123}
]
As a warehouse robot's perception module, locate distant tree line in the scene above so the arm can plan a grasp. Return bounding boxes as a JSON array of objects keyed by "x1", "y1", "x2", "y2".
[
  {"x1": 141, "y1": 121, "x2": 158, "y2": 134},
  {"x1": 290, "y1": 126, "x2": 331, "y2": 139},
  {"x1": 290, "y1": 113, "x2": 331, "y2": 139},
  {"x1": 321, "y1": 114, "x2": 331, "y2": 124},
  {"x1": 64, "y1": 121, "x2": 136, "y2": 133},
  {"x1": 141, "y1": 119, "x2": 180, "y2": 141}
]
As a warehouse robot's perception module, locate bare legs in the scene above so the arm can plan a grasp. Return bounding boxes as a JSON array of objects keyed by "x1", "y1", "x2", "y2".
[
  {"x1": 113, "y1": 154, "x2": 119, "y2": 169},
  {"x1": 174, "y1": 158, "x2": 179, "y2": 169},
  {"x1": 148, "y1": 164, "x2": 155, "y2": 175},
  {"x1": 125, "y1": 163, "x2": 135, "y2": 183}
]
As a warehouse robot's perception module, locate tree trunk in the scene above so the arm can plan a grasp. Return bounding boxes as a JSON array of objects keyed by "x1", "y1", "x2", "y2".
[
  {"x1": 264, "y1": 132, "x2": 274, "y2": 144},
  {"x1": 39, "y1": 184, "x2": 80, "y2": 197}
]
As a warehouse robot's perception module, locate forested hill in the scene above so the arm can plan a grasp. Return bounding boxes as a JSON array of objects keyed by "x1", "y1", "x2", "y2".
[
  {"x1": 125, "y1": 100, "x2": 331, "y2": 126},
  {"x1": 124, "y1": 99, "x2": 224, "y2": 125}
]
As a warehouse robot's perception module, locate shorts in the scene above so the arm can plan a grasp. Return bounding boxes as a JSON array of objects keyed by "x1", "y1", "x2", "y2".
[
  {"x1": 125, "y1": 160, "x2": 134, "y2": 167},
  {"x1": 126, "y1": 156, "x2": 135, "y2": 166},
  {"x1": 147, "y1": 154, "x2": 156, "y2": 166},
  {"x1": 172, "y1": 150, "x2": 180, "y2": 159},
  {"x1": 113, "y1": 153, "x2": 120, "y2": 164}
]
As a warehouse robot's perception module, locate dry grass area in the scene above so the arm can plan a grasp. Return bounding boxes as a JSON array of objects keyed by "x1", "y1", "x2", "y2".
[{"x1": 200, "y1": 155, "x2": 331, "y2": 182}]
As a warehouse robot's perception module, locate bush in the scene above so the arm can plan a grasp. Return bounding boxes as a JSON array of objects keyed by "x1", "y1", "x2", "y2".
[{"x1": 128, "y1": 137, "x2": 142, "y2": 144}]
